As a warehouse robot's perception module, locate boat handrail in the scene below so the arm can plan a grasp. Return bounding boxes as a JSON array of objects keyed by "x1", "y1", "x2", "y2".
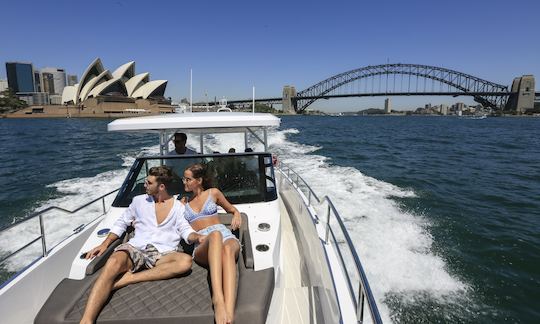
[
  {"x1": 277, "y1": 162, "x2": 382, "y2": 324},
  {"x1": 0, "y1": 188, "x2": 119, "y2": 268}
]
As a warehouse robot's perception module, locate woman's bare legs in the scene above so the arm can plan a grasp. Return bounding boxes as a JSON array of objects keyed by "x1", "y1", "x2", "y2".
[
  {"x1": 194, "y1": 230, "x2": 228, "y2": 324},
  {"x1": 222, "y1": 239, "x2": 240, "y2": 322}
]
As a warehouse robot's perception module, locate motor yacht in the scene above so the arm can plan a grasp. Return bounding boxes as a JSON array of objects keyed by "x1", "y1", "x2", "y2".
[{"x1": 0, "y1": 112, "x2": 381, "y2": 323}]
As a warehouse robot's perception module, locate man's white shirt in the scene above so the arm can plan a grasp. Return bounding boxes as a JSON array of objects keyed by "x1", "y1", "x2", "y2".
[{"x1": 110, "y1": 194, "x2": 195, "y2": 253}]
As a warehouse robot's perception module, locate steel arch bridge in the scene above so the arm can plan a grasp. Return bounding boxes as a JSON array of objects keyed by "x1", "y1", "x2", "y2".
[{"x1": 294, "y1": 63, "x2": 510, "y2": 113}]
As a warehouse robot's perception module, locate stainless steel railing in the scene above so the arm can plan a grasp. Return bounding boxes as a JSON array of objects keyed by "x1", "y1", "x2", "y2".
[
  {"x1": 0, "y1": 189, "x2": 119, "y2": 268},
  {"x1": 277, "y1": 162, "x2": 382, "y2": 324}
]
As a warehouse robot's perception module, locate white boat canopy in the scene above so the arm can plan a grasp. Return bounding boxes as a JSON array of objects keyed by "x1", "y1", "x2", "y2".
[{"x1": 107, "y1": 112, "x2": 281, "y2": 154}]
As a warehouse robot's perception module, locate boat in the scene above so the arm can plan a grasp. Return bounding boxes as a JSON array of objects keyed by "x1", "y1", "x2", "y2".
[
  {"x1": 460, "y1": 114, "x2": 487, "y2": 120},
  {"x1": 0, "y1": 112, "x2": 382, "y2": 323}
]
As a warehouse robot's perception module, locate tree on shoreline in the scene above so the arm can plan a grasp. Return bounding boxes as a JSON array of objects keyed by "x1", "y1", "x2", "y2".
[{"x1": 0, "y1": 88, "x2": 28, "y2": 113}]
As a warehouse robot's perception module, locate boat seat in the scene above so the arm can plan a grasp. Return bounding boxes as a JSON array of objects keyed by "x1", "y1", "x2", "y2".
[{"x1": 34, "y1": 213, "x2": 273, "y2": 324}]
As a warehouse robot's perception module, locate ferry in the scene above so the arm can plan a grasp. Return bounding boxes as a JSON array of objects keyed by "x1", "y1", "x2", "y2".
[{"x1": 0, "y1": 112, "x2": 381, "y2": 323}]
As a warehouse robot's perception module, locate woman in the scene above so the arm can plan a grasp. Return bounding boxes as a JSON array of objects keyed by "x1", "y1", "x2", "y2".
[{"x1": 181, "y1": 163, "x2": 242, "y2": 324}]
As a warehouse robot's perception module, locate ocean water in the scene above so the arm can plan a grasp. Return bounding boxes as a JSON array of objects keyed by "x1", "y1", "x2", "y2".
[{"x1": 0, "y1": 116, "x2": 538, "y2": 323}]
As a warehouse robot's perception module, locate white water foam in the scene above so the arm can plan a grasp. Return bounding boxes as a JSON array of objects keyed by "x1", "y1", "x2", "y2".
[{"x1": 1, "y1": 128, "x2": 467, "y2": 322}]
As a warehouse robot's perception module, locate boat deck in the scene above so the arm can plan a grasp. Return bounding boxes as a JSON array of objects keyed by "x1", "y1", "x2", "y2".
[{"x1": 268, "y1": 198, "x2": 312, "y2": 324}]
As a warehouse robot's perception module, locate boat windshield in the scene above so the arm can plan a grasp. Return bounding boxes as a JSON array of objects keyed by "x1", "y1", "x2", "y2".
[{"x1": 112, "y1": 153, "x2": 277, "y2": 207}]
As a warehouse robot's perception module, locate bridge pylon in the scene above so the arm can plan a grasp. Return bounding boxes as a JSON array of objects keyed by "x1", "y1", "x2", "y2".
[
  {"x1": 506, "y1": 75, "x2": 535, "y2": 113},
  {"x1": 282, "y1": 85, "x2": 297, "y2": 114}
]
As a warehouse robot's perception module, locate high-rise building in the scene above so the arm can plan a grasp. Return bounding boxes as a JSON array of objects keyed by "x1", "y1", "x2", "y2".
[
  {"x1": 6, "y1": 62, "x2": 35, "y2": 93},
  {"x1": 34, "y1": 70, "x2": 42, "y2": 92},
  {"x1": 67, "y1": 74, "x2": 78, "y2": 86},
  {"x1": 41, "y1": 67, "x2": 66, "y2": 95},
  {"x1": 439, "y1": 104, "x2": 448, "y2": 115}
]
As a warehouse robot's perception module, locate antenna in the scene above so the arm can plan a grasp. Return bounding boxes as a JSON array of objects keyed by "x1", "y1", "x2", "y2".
[
  {"x1": 252, "y1": 86, "x2": 255, "y2": 114},
  {"x1": 190, "y1": 68, "x2": 193, "y2": 113}
]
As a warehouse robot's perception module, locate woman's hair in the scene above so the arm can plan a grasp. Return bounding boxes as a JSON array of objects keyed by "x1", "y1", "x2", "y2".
[{"x1": 186, "y1": 163, "x2": 213, "y2": 189}]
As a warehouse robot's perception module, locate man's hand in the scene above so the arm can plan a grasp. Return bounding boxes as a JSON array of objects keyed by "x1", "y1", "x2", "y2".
[
  {"x1": 188, "y1": 232, "x2": 206, "y2": 245},
  {"x1": 84, "y1": 242, "x2": 109, "y2": 260},
  {"x1": 196, "y1": 234, "x2": 206, "y2": 244}
]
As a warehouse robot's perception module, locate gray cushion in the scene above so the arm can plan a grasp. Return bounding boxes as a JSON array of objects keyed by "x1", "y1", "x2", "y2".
[{"x1": 35, "y1": 213, "x2": 273, "y2": 324}]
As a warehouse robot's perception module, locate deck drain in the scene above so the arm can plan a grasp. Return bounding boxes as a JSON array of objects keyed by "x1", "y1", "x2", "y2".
[
  {"x1": 258, "y1": 223, "x2": 270, "y2": 231},
  {"x1": 256, "y1": 244, "x2": 269, "y2": 252}
]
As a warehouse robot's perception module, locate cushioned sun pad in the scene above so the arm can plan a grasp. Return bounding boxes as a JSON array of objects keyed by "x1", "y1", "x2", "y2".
[{"x1": 35, "y1": 214, "x2": 274, "y2": 324}]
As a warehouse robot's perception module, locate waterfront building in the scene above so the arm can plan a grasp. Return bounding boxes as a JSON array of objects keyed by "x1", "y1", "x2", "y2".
[
  {"x1": 49, "y1": 95, "x2": 62, "y2": 105},
  {"x1": 384, "y1": 98, "x2": 391, "y2": 114},
  {"x1": 6, "y1": 62, "x2": 35, "y2": 93},
  {"x1": 41, "y1": 67, "x2": 66, "y2": 95},
  {"x1": 0, "y1": 79, "x2": 8, "y2": 92},
  {"x1": 440, "y1": 104, "x2": 448, "y2": 115},
  {"x1": 34, "y1": 70, "x2": 42, "y2": 92},
  {"x1": 67, "y1": 74, "x2": 78, "y2": 86},
  {"x1": 456, "y1": 102, "x2": 465, "y2": 113},
  {"x1": 18, "y1": 92, "x2": 49, "y2": 106},
  {"x1": 41, "y1": 72, "x2": 55, "y2": 94},
  {"x1": 62, "y1": 58, "x2": 167, "y2": 105}
]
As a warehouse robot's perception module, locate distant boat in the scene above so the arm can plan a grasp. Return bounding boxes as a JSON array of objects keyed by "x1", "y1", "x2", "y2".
[{"x1": 461, "y1": 114, "x2": 487, "y2": 120}]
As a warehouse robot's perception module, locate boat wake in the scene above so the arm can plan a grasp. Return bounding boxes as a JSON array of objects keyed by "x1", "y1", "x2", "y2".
[{"x1": 1, "y1": 129, "x2": 470, "y2": 322}]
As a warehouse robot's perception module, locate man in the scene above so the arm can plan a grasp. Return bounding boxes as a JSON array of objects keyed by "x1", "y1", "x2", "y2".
[
  {"x1": 166, "y1": 132, "x2": 197, "y2": 177},
  {"x1": 168, "y1": 132, "x2": 197, "y2": 155},
  {"x1": 80, "y1": 166, "x2": 205, "y2": 324}
]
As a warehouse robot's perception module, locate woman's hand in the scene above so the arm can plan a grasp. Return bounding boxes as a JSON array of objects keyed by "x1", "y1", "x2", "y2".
[{"x1": 231, "y1": 212, "x2": 242, "y2": 230}]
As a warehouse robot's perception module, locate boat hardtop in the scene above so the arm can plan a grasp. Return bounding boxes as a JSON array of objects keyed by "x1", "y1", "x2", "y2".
[{"x1": 107, "y1": 112, "x2": 280, "y2": 133}]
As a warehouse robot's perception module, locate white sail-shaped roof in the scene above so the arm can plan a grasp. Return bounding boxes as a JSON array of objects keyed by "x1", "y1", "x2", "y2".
[
  {"x1": 112, "y1": 61, "x2": 135, "y2": 81},
  {"x1": 87, "y1": 78, "x2": 127, "y2": 98},
  {"x1": 131, "y1": 80, "x2": 167, "y2": 99},
  {"x1": 125, "y1": 72, "x2": 150, "y2": 96},
  {"x1": 75, "y1": 58, "x2": 105, "y2": 104},
  {"x1": 65, "y1": 58, "x2": 169, "y2": 104},
  {"x1": 79, "y1": 70, "x2": 112, "y2": 102},
  {"x1": 61, "y1": 85, "x2": 77, "y2": 104}
]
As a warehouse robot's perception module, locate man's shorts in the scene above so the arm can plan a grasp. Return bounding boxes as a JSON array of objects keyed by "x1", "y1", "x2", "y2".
[{"x1": 114, "y1": 243, "x2": 174, "y2": 272}]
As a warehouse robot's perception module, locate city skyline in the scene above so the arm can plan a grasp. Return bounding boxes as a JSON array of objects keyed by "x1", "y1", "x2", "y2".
[{"x1": 1, "y1": 0, "x2": 539, "y2": 112}]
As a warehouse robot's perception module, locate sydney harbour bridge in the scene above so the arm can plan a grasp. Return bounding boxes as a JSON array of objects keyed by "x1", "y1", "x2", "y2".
[{"x1": 228, "y1": 63, "x2": 538, "y2": 114}]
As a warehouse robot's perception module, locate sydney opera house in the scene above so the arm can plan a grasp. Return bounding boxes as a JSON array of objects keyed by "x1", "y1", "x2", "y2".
[
  {"x1": 61, "y1": 58, "x2": 168, "y2": 104},
  {"x1": 9, "y1": 58, "x2": 174, "y2": 118}
]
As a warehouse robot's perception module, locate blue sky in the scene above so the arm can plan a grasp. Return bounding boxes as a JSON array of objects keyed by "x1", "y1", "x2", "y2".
[{"x1": 1, "y1": 0, "x2": 539, "y2": 112}]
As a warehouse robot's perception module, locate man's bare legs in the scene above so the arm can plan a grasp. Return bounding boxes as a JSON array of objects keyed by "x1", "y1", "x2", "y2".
[
  {"x1": 194, "y1": 231, "x2": 229, "y2": 324},
  {"x1": 80, "y1": 251, "x2": 192, "y2": 324},
  {"x1": 112, "y1": 252, "x2": 192, "y2": 290},
  {"x1": 80, "y1": 251, "x2": 132, "y2": 324},
  {"x1": 222, "y1": 240, "x2": 240, "y2": 322}
]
